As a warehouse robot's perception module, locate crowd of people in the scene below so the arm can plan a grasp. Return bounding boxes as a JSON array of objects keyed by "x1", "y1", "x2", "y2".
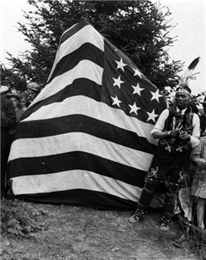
[{"x1": 0, "y1": 82, "x2": 41, "y2": 199}]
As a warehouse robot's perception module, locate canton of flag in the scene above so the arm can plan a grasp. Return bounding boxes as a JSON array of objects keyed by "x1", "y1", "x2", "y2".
[{"x1": 7, "y1": 21, "x2": 167, "y2": 210}]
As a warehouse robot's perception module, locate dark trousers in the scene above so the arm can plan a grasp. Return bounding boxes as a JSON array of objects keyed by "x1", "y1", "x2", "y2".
[
  {"x1": 138, "y1": 144, "x2": 192, "y2": 217},
  {"x1": 138, "y1": 178, "x2": 179, "y2": 217},
  {"x1": 1, "y1": 131, "x2": 12, "y2": 199}
]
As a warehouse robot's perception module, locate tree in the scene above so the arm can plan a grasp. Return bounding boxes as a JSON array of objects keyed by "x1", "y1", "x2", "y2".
[
  {"x1": 5, "y1": 0, "x2": 183, "y2": 91},
  {"x1": 0, "y1": 63, "x2": 27, "y2": 92}
]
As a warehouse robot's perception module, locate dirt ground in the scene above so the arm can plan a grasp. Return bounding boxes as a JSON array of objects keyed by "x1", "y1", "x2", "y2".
[{"x1": 0, "y1": 199, "x2": 202, "y2": 260}]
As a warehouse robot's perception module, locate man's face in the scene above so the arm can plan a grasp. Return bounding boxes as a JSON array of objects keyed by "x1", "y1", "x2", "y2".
[
  {"x1": 20, "y1": 97, "x2": 27, "y2": 108},
  {"x1": 175, "y1": 93, "x2": 190, "y2": 110},
  {"x1": 10, "y1": 97, "x2": 19, "y2": 109},
  {"x1": 27, "y1": 89, "x2": 38, "y2": 101}
]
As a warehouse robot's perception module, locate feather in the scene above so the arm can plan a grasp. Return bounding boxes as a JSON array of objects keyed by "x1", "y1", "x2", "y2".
[
  {"x1": 187, "y1": 57, "x2": 200, "y2": 71},
  {"x1": 179, "y1": 57, "x2": 200, "y2": 87},
  {"x1": 184, "y1": 57, "x2": 200, "y2": 81}
]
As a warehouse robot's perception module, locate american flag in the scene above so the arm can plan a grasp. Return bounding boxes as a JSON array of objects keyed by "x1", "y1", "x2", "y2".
[{"x1": 8, "y1": 21, "x2": 167, "y2": 209}]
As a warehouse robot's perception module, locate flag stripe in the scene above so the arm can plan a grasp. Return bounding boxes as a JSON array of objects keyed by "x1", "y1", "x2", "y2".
[
  {"x1": 20, "y1": 190, "x2": 137, "y2": 210},
  {"x1": 9, "y1": 132, "x2": 153, "y2": 172},
  {"x1": 60, "y1": 22, "x2": 92, "y2": 45},
  {"x1": 26, "y1": 59, "x2": 103, "y2": 111},
  {"x1": 48, "y1": 22, "x2": 104, "y2": 82},
  {"x1": 48, "y1": 43, "x2": 104, "y2": 83},
  {"x1": 21, "y1": 78, "x2": 102, "y2": 120},
  {"x1": 21, "y1": 95, "x2": 157, "y2": 146},
  {"x1": 11, "y1": 169, "x2": 142, "y2": 202},
  {"x1": 15, "y1": 116, "x2": 156, "y2": 154},
  {"x1": 8, "y1": 151, "x2": 146, "y2": 187}
]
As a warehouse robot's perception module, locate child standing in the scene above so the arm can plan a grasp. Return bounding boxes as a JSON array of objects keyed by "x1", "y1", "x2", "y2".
[{"x1": 191, "y1": 135, "x2": 206, "y2": 230}]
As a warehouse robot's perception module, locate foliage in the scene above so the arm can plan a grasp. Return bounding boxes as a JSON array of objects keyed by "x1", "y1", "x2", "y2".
[
  {"x1": 0, "y1": 63, "x2": 27, "y2": 92},
  {"x1": 3, "y1": 0, "x2": 183, "y2": 92}
]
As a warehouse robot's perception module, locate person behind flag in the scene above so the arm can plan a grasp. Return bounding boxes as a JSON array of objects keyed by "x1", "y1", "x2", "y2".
[
  {"x1": 19, "y1": 93, "x2": 28, "y2": 111},
  {"x1": 129, "y1": 84, "x2": 200, "y2": 231},
  {"x1": 6, "y1": 92, "x2": 25, "y2": 123},
  {"x1": 5, "y1": 92, "x2": 25, "y2": 136},
  {"x1": 26, "y1": 82, "x2": 41, "y2": 105},
  {"x1": 1, "y1": 86, "x2": 16, "y2": 199}
]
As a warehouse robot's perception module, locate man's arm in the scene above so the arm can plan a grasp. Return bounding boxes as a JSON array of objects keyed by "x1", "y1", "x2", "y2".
[
  {"x1": 151, "y1": 109, "x2": 178, "y2": 139},
  {"x1": 191, "y1": 138, "x2": 206, "y2": 166},
  {"x1": 189, "y1": 113, "x2": 200, "y2": 147}
]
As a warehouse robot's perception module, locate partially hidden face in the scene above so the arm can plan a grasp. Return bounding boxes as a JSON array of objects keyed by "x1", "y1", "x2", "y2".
[
  {"x1": 10, "y1": 97, "x2": 19, "y2": 109},
  {"x1": 27, "y1": 89, "x2": 38, "y2": 101}
]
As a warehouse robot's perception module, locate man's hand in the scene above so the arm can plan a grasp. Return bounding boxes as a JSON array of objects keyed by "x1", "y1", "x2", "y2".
[
  {"x1": 168, "y1": 130, "x2": 178, "y2": 137},
  {"x1": 179, "y1": 131, "x2": 190, "y2": 140}
]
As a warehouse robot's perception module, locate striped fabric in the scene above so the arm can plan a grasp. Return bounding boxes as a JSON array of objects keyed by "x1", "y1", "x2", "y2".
[{"x1": 7, "y1": 21, "x2": 167, "y2": 210}]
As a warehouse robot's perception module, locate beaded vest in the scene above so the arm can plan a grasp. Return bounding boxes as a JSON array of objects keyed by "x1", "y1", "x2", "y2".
[{"x1": 159, "y1": 105, "x2": 193, "y2": 153}]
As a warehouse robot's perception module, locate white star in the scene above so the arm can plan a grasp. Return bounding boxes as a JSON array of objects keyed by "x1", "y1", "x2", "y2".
[
  {"x1": 133, "y1": 68, "x2": 142, "y2": 78},
  {"x1": 132, "y1": 83, "x2": 144, "y2": 95},
  {"x1": 146, "y1": 109, "x2": 158, "y2": 123},
  {"x1": 111, "y1": 95, "x2": 122, "y2": 107},
  {"x1": 129, "y1": 102, "x2": 140, "y2": 115},
  {"x1": 113, "y1": 75, "x2": 124, "y2": 89},
  {"x1": 115, "y1": 58, "x2": 127, "y2": 71},
  {"x1": 151, "y1": 90, "x2": 162, "y2": 102}
]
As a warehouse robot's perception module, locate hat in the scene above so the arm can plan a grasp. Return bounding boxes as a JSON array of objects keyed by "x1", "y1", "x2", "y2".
[
  {"x1": 6, "y1": 92, "x2": 21, "y2": 100},
  {"x1": 0, "y1": 85, "x2": 9, "y2": 94},
  {"x1": 27, "y1": 82, "x2": 41, "y2": 92},
  {"x1": 176, "y1": 85, "x2": 191, "y2": 96}
]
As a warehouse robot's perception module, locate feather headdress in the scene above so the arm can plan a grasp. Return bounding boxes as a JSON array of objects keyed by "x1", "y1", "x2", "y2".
[
  {"x1": 163, "y1": 57, "x2": 201, "y2": 105},
  {"x1": 178, "y1": 57, "x2": 200, "y2": 88}
]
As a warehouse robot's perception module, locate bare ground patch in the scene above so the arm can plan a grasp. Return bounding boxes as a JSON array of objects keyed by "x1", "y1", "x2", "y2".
[{"x1": 0, "y1": 199, "x2": 202, "y2": 260}]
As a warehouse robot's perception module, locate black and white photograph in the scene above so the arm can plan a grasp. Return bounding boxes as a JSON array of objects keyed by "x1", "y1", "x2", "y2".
[{"x1": 1, "y1": 0, "x2": 206, "y2": 259}]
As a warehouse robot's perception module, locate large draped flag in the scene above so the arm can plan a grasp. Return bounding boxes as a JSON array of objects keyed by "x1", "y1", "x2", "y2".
[{"x1": 7, "y1": 21, "x2": 167, "y2": 210}]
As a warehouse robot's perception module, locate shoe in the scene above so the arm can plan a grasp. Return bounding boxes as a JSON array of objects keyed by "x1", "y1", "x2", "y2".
[
  {"x1": 160, "y1": 216, "x2": 171, "y2": 231},
  {"x1": 160, "y1": 222, "x2": 170, "y2": 231},
  {"x1": 128, "y1": 208, "x2": 146, "y2": 223}
]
